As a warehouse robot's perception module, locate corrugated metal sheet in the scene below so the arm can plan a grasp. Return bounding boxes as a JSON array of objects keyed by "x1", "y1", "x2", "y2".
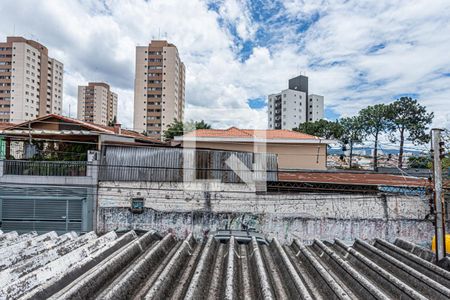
[
  {"x1": 0, "y1": 184, "x2": 93, "y2": 234},
  {"x1": 100, "y1": 145, "x2": 278, "y2": 183},
  {"x1": 278, "y1": 171, "x2": 429, "y2": 187},
  {"x1": 1, "y1": 198, "x2": 82, "y2": 234},
  {"x1": 1, "y1": 230, "x2": 449, "y2": 299}
]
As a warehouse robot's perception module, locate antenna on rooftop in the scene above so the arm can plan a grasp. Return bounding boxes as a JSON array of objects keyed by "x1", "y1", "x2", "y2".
[{"x1": 158, "y1": 27, "x2": 161, "y2": 39}]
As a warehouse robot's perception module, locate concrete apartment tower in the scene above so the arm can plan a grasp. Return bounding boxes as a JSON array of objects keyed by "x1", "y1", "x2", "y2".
[
  {"x1": 308, "y1": 94, "x2": 324, "y2": 122},
  {"x1": 133, "y1": 40, "x2": 185, "y2": 139},
  {"x1": 268, "y1": 75, "x2": 324, "y2": 130},
  {"x1": 77, "y1": 82, "x2": 118, "y2": 125},
  {"x1": 0, "y1": 36, "x2": 63, "y2": 123}
]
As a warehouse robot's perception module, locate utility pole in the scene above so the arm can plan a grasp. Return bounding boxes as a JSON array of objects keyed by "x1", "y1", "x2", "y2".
[{"x1": 432, "y1": 128, "x2": 446, "y2": 261}]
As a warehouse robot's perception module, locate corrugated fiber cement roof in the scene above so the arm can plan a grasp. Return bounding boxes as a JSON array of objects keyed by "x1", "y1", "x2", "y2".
[{"x1": 0, "y1": 229, "x2": 449, "y2": 299}]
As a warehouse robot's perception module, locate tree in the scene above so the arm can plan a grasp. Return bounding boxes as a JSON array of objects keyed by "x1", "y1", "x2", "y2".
[
  {"x1": 293, "y1": 119, "x2": 343, "y2": 139},
  {"x1": 359, "y1": 104, "x2": 393, "y2": 171},
  {"x1": 339, "y1": 116, "x2": 365, "y2": 168},
  {"x1": 163, "y1": 120, "x2": 184, "y2": 141},
  {"x1": 408, "y1": 156, "x2": 432, "y2": 169},
  {"x1": 108, "y1": 116, "x2": 117, "y2": 127},
  {"x1": 388, "y1": 97, "x2": 433, "y2": 168},
  {"x1": 163, "y1": 119, "x2": 211, "y2": 141},
  {"x1": 194, "y1": 120, "x2": 211, "y2": 130}
]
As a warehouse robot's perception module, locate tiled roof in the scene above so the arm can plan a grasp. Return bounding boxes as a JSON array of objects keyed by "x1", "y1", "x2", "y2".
[
  {"x1": 1, "y1": 230, "x2": 449, "y2": 299},
  {"x1": 2, "y1": 114, "x2": 162, "y2": 144},
  {"x1": 0, "y1": 123, "x2": 14, "y2": 130},
  {"x1": 279, "y1": 171, "x2": 430, "y2": 187},
  {"x1": 183, "y1": 127, "x2": 320, "y2": 140}
]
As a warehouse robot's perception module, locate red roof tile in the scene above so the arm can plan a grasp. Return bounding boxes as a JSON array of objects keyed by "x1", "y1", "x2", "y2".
[
  {"x1": 3, "y1": 114, "x2": 162, "y2": 143},
  {"x1": 0, "y1": 123, "x2": 14, "y2": 130},
  {"x1": 183, "y1": 127, "x2": 319, "y2": 140}
]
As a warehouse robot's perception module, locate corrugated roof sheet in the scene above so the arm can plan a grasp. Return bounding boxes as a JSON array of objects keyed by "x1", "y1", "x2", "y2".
[
  {"x1": 279, "y1": 171, "x2": 430, "y2": 187},
  {"x1": 0, "y1": 230, "x2": 449, "y2": 299},
  {"x1": 183, "y1": 127, "x2": 320, "y2": 140}
]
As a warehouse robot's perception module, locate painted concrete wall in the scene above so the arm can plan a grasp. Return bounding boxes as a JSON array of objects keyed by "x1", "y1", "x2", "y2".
[
  {"x1": 0, "y1": 159, "x2": 99, "y2": 234},
  {"x1": 97, "y1": 181, "x2": 446, "y2": 245},
  {"x1": 189, "y1": 141, "x2": 328, "y2": 170}
]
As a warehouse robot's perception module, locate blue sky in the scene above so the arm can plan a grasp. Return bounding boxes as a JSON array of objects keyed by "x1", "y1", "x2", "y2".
[{"x1": 0, "y1": 0, "x2": 449, "y2": 130}]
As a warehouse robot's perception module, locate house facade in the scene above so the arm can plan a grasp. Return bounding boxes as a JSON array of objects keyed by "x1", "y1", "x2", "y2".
[{"x1": 174, "y1": 127, "x2": 334, "y2": 170}]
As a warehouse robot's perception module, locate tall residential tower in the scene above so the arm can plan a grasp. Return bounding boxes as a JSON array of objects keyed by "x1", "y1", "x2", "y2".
[
  {"x1": 268, "y1": 75, "x2": 324, "y2": 130},
  {"x1": 77, "y1": 82, "x2": 118, "y2": 125},
  {"x1": 133, "y1": 40, "x2": 185, "y2": 139},
  {"x1": 0, "y1": 36, "x2": 63, "y2": 123}
]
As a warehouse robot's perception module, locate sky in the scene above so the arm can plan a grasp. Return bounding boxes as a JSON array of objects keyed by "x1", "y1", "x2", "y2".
[{"x1": 0, "y1": 0, "x2": 449, "y2": 132}]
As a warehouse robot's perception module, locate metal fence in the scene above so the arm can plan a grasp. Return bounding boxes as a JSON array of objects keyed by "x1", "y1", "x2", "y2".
[
  {"x1": 99, "y1": 146, "x2": 278, "y2": 183},
  {"x1": 3, "y1": 160, "x2": 87, "y2": 176}
]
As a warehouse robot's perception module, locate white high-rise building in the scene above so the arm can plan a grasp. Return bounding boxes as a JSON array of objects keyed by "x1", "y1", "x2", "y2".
[
  {"x1": 268, "y1": 89, "x2": 307, "y2": 130},
  {"x1": 0, "y1": 36, "x2": 63, "y2": 123},
  {"x1": 308, "y1": 94, "x2": 324, "y2": 122},
  {"x1": 267, "y1": 75, "x2": 324, "y2": 129}
]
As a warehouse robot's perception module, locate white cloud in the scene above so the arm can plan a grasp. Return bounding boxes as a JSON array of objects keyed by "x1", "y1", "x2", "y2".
[
  {"x1": 0, "y1": 0, "x2": 449, "y2": 132},
  {"x1": 217, "y1": 0, "x2": 257, "y2": 41}
]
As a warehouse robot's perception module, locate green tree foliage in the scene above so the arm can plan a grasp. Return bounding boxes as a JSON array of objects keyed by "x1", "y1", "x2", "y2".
[
  {"x1": 407, "y1": 156, "x2": 448, "y2": 172},
  {"x1": 388, "y1": 97, "x2": 434, "y2": 168},
  {"x1": 408, "y1": 156, "x2": 432, "y2": 169},
  {"x1": 108, "y1": 116, "x2": 117, "y2": 127},
  {"x1": 359, "y1": 104, "x2": 393, "y2": 171},
  {"x1": 293, "y1": 119, "x2": 343, "y2": 139},
  {"x1": 163, "y1": 119, "x2": 212, "y2": 141},
  {"x1": 339, "y1": 116, "x2": 365, "y2": 168},
  {"x1": 162, "y1": 120, "x2": 184, "y2": 141},
  {"x1": 31, "y1": 141, "x2": 95, "y2": 161}
]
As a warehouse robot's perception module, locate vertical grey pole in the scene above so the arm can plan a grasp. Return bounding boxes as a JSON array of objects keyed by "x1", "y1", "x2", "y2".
[{"x1": 432, "y1": 128, "x2": 446, "y2": 261}]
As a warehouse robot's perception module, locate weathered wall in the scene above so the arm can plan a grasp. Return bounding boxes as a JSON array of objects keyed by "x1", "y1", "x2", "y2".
[
  {"x1": 190, "y1": 141, "x2": 328, "y2": 170},
  {"x1": 97, "y1": 181, "x2": 446, "y2": 245}
]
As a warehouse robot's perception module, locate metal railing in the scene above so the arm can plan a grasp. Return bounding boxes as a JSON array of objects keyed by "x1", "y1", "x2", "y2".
[{"x1": 3, "y1": 160, "x2": 87, "y2": 176}]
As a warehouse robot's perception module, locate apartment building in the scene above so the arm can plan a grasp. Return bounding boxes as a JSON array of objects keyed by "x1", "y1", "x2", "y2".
[
  {"x1": 134, "y1": 40, "x2": 185, "y2": 139},
  {"x1": 308, "y1": 94, "x2": 324, "y2": 122},
  {"x1": 0, "y1": 36, "x2": 63, "y2": 123},
  {"x1": 77, "y1": 82, "x2": 118, "y2": 125},
  {"x1": 268, "y1": 75, "x2": 324, "y2": 130}
]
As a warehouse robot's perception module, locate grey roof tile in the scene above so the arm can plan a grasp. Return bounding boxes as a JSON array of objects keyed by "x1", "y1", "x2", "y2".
[{"x1": 0, "y1": 230, "x2": 449, "y2": 299}]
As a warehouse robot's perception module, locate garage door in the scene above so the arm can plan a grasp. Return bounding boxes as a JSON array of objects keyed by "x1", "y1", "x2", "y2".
[{"x1": 0, "y1": 196, "x2": 84, "y2": 234}]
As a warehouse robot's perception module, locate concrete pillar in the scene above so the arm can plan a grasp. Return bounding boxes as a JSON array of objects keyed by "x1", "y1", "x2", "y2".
[{"x1": 86, "y1": 150, "x2": 100, "y2": 180}]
